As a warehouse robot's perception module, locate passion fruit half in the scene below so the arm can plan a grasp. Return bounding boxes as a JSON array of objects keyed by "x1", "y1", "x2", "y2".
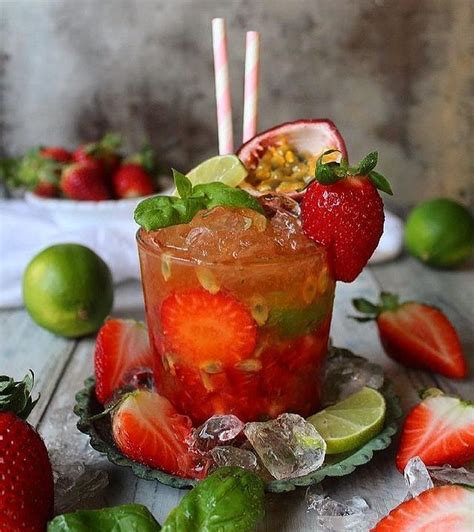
[{"x1": 236, "y1": 119, "x2": 347, "y2": 195}]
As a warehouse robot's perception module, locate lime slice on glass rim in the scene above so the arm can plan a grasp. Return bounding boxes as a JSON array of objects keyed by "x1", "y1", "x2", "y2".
[
  {"x1": 186, "y1": 155, "x2": 248, "y2": 188},
  {"x1": 307, "y1": 387, "x2": 386, "y2": 455}
]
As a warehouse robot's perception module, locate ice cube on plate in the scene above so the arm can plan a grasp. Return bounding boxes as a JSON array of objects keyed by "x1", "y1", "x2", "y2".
[
  {"x1": 323, "y1": 349, "x2": 384, "y2": 406},
  {"x1": 188, "y1": 414, "x2": 244, "y2": 453},
  {"x1": 243, "y1": 413, "x2": 326, "y2": 480},
  {"x1": 404, "y1": 456, "x2": 434, "y2": 499}
]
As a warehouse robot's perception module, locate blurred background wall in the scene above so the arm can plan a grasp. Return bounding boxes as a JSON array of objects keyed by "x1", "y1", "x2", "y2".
[{"x1": 1, "y1": 0, "x2": 472, "y2": 209}]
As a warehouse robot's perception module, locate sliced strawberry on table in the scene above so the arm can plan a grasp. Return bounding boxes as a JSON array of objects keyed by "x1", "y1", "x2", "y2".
[
  {"x1": 111, "y1": 389, "x2": 200, "y2": 478},
  {"x1": 373, "y1": 485, "x2": 474, "y2": 531},
  {"x1": 352, "y1": 292, "x2": 467, "y2": 378},
  {"x1": 94, "y1": 318, "x2": 153, "y2": 404},
  {"x1": 112, "y1": 163, "x2": 154, "y2": 198},
  {"x1": 39, "y1": 146, "x2": 72, "y2": 163},
  {"x1": 60, "y1": 160, "x2": 111, "y2": 200},
  {"x1": 301, "y1": 150, "x2": 392, "y2": 282},
  {"x1": 396, "y1": 389, "x2": 474, "y2": 472},
  {"x1": 161, "y1": 289, "x2": 257, "y2": 368}
]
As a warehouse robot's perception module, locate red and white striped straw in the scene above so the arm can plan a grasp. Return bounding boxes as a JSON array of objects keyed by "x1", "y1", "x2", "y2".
[
  {"x1": 242, "y1": 31, "x2": 260, "y2": 143},
  {"x1": 212, "y1": 18, "x2": 234, "y2": 154}
]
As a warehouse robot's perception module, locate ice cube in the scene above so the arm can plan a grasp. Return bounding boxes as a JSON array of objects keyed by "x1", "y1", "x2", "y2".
[
  {"x1": 306, "y1": 485, "x2": 379, "y2": 531},
  {"x1": 243, "y1": 413, "x2": 326, "y2": 480},
  {"x1": 210, "y1": 446, "x2": 259, "y2": 471},
  {"x1": 428, "y1": 465, "x2": 474, "y2": 487},
  {"x1": 323, "y1": 349, "x2": 384, "y2": 406},
  {"x1": 404, "y1": 456, "x2": 434, "y2": 499},
  {"x1": 188, "y1": 415, "x2": 244, "y2": 453}
]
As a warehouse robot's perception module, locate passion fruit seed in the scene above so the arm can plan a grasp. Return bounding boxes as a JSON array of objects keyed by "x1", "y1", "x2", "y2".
[
  {"x1": 201, "y1": 361, "x2": 224, "y2": 374},
  {"x1": 318, "y1": 267, "x2": 330, "y2": 294},
  {"x1": 163, "y1": 353, "x2": 177, "y2": 376},
  {"x1": 200, "y1": 370, "x2": 214, "y2": 392},
  {"x1": 161, "y1": 254, "x2": 172, "y2": 281},
  {"x1": 237, "y1": 359, "x2": 262, "y2": 372},
  {"x1": 250, "y1": 296, "x2": 269, "y2": 326},
  {"x1": 196, "y1": 267, "x2": 220, "y2": 294},
  {"x1": 302, "y1": 275, "x2": 319, "y2": 304}
]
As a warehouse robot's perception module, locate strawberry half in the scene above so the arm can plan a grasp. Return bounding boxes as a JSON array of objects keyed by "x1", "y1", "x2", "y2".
[
  {"x1": 111, "y1": 390, "x2": 198, "y2": 478},
  {"x1": 94, "y1": 318, "x2": 153, "y2": 404},
  {"x1": 60, "y1": 161, "x2": 111, "y2": 201},
  {"x1": 112, "y1": 163, "x2": 154, "y2": 199},
  {"x1": 352, "y1": 292, "x2": 467, "y2": 378},
  {"x1": 161, "y1": 289, "x2": 257, "y2": 369},
  {"x1": 396, "y1": 389, "x2": 474, "y2": 472},
  {"x1": 301, "y1": 150, "x2": 392, "y2": 282},
  {"x1": 373, "y1": 485, "x2": 474, "y2": 531},
  {"x1": 0, "y1": 373, "x2": 54, "y2": 531}
]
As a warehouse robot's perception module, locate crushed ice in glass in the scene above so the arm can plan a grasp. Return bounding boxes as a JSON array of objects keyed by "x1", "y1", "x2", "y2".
[
  {"x1": 306, "y1": 485, "x2": 379, "y2": 531},
  {"x1": 210, "y1": 446, "x2": 259, "y2": 471},
  {"x1": 243, "y1": 413, "x2": 326, "y2": 480},
  {"x1": 404, "y1": 456, "x2": 434, "y2": 499},
  {"x1": 41, "y1": 407, "x2": 109, "y2": 514},
  {"x1": 188, "y1": 414, "x2": 244, "y2": 453},
  {"x1": 428, "y1": 464, "x2": 474, "y2": 487},
  {"x1": 323, "y1": 348, "x2": 384, "y2": 405}
]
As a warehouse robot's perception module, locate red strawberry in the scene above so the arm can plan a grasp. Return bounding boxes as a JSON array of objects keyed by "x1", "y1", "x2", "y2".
[
  {"x1": 0, "y1": 373, "x2": 54, "y2": 531},
  {"x1": 94, "y1": 318, "x2": 153, "y2": 404},
  {"x1": 34, "y1": 181, "x2": 59, "y2": 198},
  {"x1": 39, "y1": 146, "x2": 72, "y2": 163},
  {"x1": 301, "y1": 151, "x2": 392, "y2": 282},
  {"x1": 112, "y1": 163, "x2": 154, "y2": 198},
  {"x1": 352, "y1": 292, "x2": 467, "y2": 378},
  {"x1": 111, "y1": 389, "x2": 200, "y2": 478},
  {"x1": 60, "y1": 161, "x2": 111, "y2": 201},
  {"x1": 161, "y1": 289, "x2": 257, "y2": 369},
  {"x1": 373, "y1": 485, "x2": 474, "y2": 531},
  {"x1": 73, "y1": 133, "x2": 122, "y2": 175},
  {"x1": 396, "y1": 389, "x2": 474, "y2": 472}
]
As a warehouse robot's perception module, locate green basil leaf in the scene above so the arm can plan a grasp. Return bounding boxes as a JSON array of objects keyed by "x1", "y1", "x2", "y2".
[
  {"x1": 267, "y1": 299, "x2": 329, "y2": 339},
  {"x1": 357, "y1": 152, "x2": 378, "y2": 175},
  {"x1": 369, "y1": 170, "x2": 393, "y2": 195},
  {"x1": 173, "y1": 169, "x2": 192, "y2": 199},
  {"x1": 193, "y1": 182, "x2": 265, "y2": 214},
  {"x1": 134, "y1": 195, "x2": 207, "y2": 231},
  {"x1": 162, "y1": 467, "x2": 264, "y2": 532},
  {"x1": 47, "y1": 503, "x2": 161, "y2": 532}
]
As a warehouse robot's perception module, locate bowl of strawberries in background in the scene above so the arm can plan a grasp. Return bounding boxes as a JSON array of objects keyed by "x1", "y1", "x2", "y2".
[{"x1": 10, "y1": 133, "x2": 173, "y2": 228}]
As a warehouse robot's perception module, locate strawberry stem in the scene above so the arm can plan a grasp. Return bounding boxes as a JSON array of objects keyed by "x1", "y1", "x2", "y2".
[
  {"x1": 0, "y1": 371, "x2": 38, "y2": 420},
  {"x1": 351, "y1": 291, "x2": 401, "y2": 320}
]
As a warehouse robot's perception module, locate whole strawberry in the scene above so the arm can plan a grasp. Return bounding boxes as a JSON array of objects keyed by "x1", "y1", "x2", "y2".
[
  {"x1": 112, "y1": 163, "x2": 154, "y2": 198},
  {"x1": 61, "y1": 161, "x2": 111, "y2": 201},
  {"x1": 73, "y1": 133, "x2": 122, "y2": 175},
  {"x1": 0, "y1": 373, "x2": 54, "y2": 531},
  {"x1": 16, "y1": 149, "x2": 63, "y2": 197},
  {"x1": 39, "y1": 146, "x2": 72, "y2": 164},
  {"x1": 301, "y1": 151, "x2": 392, "y2": 282}
]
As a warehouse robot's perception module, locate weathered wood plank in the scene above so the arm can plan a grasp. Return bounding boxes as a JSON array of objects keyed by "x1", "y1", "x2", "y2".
[{"x1": 0, "y1": 309, "x2": 76, "y2": 426}]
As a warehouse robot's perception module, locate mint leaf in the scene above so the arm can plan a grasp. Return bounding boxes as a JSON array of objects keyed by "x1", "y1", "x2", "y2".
[
  {"x1": 173, "y1": 169, "x2": 193, "y2": 199},
  {"x1": 134, "y1": 195, "x2": 207, "y2": 231},
  {"x1": 193, "y1": 182, "x2": 264, "y2": 214},
  {"x1": 369, "y1": 170, "x2": 393, "y2": 195},
  {"x1": 357, "y1": 152, "x2": 378, "y2": 175}
]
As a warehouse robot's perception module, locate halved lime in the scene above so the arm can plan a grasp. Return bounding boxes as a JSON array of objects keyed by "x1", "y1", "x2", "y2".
[
  {"x1": 307, "y1": 387, "x2": 386, "y2": 454},
  {"x1": 187, "y1": 155, "x2": 248, "y2": 188}
]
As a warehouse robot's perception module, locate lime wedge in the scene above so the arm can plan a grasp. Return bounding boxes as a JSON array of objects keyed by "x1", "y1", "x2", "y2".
[
  {"x1": 307, "y1": 387, "x2": 386, "y2": 454},
  {"x1": 187, "y1": 155, "x2": 248, "y2": 188}
]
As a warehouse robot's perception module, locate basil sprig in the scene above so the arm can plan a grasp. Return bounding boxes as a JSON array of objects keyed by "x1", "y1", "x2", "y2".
[{"x1": 134, "y1": 169, "x2": 264, "y2": 231}]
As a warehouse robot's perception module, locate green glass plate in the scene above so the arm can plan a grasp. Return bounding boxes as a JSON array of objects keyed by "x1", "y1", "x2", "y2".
[{"x1": 74, "y1": 357, "x2": 402, "y2": 493}]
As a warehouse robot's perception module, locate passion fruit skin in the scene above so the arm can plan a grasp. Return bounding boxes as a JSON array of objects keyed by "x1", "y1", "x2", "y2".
[{"x1": 236, "y1": 119, "x2": 348, "y2": 198}]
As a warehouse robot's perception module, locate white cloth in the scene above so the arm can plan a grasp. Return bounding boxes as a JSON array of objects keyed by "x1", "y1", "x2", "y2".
[
  {"x1": 0, "y1": 200, "x2": 404, "y2": 308},
  {"x1": 0, "y1": 200, "x2": 140, "y2": 308}
]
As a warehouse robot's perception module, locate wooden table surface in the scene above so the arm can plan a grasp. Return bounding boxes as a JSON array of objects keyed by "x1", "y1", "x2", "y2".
[{"x1": 1, "y1": 255, "x2": 473, "y2": 530}]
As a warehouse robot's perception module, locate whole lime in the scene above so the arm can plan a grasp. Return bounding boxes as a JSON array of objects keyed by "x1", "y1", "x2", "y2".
[
  {"x1": 22, "y1": 244, "x2": 113, "y2": 337},
  {"x1": 405, "y1": 198, "x2": 474, "y2": 268}
]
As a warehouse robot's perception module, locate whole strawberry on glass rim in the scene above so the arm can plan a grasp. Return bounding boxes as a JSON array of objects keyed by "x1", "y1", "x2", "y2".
[
  {"x1": 0, "y1": 372, "x2": 54, "y2": 531},
  {"x1": 301, "y1": 150, "x2": 393, "y2": 282}
]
